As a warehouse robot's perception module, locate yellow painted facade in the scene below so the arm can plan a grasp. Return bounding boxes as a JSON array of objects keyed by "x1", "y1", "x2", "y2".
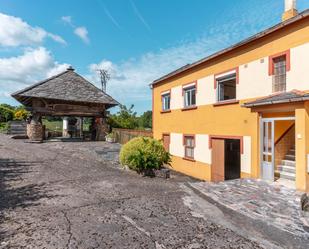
[{"x1": 152, "y1": 14, "x2": 309, "y2": 191}]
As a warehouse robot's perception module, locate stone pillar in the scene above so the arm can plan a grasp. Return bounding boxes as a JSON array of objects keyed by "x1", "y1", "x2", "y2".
[
  {"x1": 62, "y1": 117, "x2": 69, "y2": 137},
  {"x1": 79, "y1": 117, "x2": 84, "y2": 138},
  {"x1": 95, "y1": 117, "x2": 109, "y2": 141},
  {"x1": 27, "y1": 113, "x2": 43, "y2": 142}
]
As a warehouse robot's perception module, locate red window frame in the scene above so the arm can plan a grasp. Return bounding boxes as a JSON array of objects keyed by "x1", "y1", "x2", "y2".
[
  {"x1": 268, "y1": 50, "x2": 290, "y2": 76},
  {"x1": 183, "y1": 135, "x2": 196, "y2": 160}
]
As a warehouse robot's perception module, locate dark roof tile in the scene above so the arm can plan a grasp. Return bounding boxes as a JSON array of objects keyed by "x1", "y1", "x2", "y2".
[
  {"x1": 12, "y1": 69, "x2": 119, "y2": 108},
  {"x1": 243, "y1": 90, "x2": 309, "y2": 107}
]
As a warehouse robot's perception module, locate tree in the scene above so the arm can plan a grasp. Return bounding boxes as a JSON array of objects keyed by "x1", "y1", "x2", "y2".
[
  {"x1": 0, "y1": 104, "x2": 15, "y2": 111},
  {"x1": 139, "y1": 111, "x2": 152, "y2": 129},
  {"x1": 108, "y1": 104, "x2": 139, "y2": 129},
  {"x1": 0, "y1": 106, "x2": 14, "y2": 122}
]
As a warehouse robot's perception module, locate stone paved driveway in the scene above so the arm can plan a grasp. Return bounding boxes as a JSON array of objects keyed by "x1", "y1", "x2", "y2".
[
  {"x1": 186, "y1": 179, "x2": 309, "y2": 249},
  {"x1": 0, "y1": 134, "x2": 263, "y2": 249}
]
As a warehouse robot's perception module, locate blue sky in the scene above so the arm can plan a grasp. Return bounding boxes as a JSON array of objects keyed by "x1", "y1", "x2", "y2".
[{"x1": 0, "y1": 0, "x2": 308, "y2": 114}]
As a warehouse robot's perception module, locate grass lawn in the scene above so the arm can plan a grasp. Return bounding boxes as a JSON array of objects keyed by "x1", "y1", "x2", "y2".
[
  {"x1": 42, "y1": 120, "x2": 63, "y2": 132},
  {"x1": 42, "y1": 119, "x2": 91, "y2": 132}
]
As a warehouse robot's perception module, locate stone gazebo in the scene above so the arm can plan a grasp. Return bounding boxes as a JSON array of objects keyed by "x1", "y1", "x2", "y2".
[{"x1": 11, "y1": 67, "x2": 118, "y2": 142}]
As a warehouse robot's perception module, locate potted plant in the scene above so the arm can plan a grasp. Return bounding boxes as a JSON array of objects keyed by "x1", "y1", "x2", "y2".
[{"x1": 106, "y1": 132, "x2": 116, "y2": 143}]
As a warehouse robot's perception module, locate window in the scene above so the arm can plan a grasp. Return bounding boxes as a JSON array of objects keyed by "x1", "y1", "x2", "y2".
[
  {"x1": 184, "y1": 86, "x2": 196, "y2": 107},
  {"x1": 217, "y1": 74, "x2": 237, "y2": 102},
  {"x1": 184, "y1": 136, "x2": 195, "y2": 159},
  {"x1": 272, "y1": 56, "x2": 286, "y2": 92},
  {"x1": 161, "y1": 92, "x2": 170, "y2": 111}
]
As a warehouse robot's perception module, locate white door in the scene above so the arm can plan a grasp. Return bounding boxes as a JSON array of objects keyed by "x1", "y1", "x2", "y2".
[{"x1": 260, "y1": 119, "x2": 274, "y2": 181}]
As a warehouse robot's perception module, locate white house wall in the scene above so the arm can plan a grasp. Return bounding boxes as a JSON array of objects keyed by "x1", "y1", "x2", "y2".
[
  {"x1": 237, "y1": 58, "x2": 272, "y2": 100},
  {"x1": 194, "y1": 134, "x2": 212, "y2": 164},
  {"x1": 197, "y1": 76, "x2": 216, "y2": 106},
  {"x1": 170, "y1": 133, "x2": 184, "y2": 158},
  {"x1": 170, "y1": 86, "x2": 182, "y2": 110},
  {"x1": 288, "y1": 43, "x2": 309, "y2": 91}
]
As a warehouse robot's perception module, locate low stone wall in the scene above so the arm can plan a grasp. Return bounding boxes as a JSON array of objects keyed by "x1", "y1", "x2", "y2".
[{"x1": 112, "y1": 128, "x2": 153, "y2": 144}]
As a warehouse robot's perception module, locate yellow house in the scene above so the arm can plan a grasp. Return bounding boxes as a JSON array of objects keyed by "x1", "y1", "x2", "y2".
[{"x1": 151, "y1": 0, "x2": 309, "y2": 192}]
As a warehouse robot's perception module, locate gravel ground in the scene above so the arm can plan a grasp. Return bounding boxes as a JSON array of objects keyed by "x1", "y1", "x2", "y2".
[{"x1": 0, "y1": 134, "x2": 263, "y2": 249}]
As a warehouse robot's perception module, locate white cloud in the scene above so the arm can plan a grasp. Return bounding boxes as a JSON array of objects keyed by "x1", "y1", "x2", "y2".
[
  {"x1": 85, "y1": 0, "x2": 283, "y2": 113},
  {"x1": 61, "y1": 16, "x2": 73, "y2": 26},
  {"x1": 86, "y1": 35, "x2": 223, "y2": 108},
  {"x1": 0, "y1": 13, "x2": 66, "y2": 46},
  {"x1": 61, "y1": 16, "x2": 90, "y2": 44},
  {"x1": 130, "y1": 0, "x2": 151, "y2": 32},
  {"x1": 74, "y1": 26, "x2": 90, "y2": 44},
  {"x1": 0, "y1": 47, "x2": 69, "y2": 95}
]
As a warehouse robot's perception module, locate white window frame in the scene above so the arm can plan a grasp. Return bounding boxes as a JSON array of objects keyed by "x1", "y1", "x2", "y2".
[
  {"x1": 184, "y1": 135, "x2": 195, "y2": 159},
  {"x1": 216, "y1": 73, "x2": 237, "y2": 102},
  {"x1": 161, "y1": 92, "x2": 171, "y2": 111},
  {"x1": 183, "y1": 85, "x2": 196, "y2": 108}
]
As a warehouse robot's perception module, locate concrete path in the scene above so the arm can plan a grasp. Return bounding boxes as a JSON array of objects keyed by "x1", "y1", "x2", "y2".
[{"x1": 0, "y1": 134, "x2": 262, "y2": 249}]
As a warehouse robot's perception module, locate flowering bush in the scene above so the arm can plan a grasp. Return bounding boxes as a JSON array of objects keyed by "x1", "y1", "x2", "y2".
[{"x1": 14, "y1": 109, "x2": 29, "y2": 120}]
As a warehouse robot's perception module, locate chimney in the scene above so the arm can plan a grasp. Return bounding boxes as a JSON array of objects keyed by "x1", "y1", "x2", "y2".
[
  {"x1": 67, "y1": 66, "x2": 74, "y2": 71},
  {"x1": 282, "y1": 0, "x2": 298, "y2": 21}
]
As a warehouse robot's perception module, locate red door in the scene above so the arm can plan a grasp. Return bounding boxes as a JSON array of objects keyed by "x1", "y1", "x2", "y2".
[
  {"x1": 162, "y1": 134, "x2": 170, "y2": 152},
  {"x1": 211, "y1": 139, "x2": 225, "y2": 182}
]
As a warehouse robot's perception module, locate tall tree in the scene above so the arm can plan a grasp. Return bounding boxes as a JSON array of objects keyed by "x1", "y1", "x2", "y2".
[
  {"x1": 139, "y1": 111, "x2": 152, "y2": 129},
  {"x1": 108, "y1": 104, "x2": 139, "y2": 129}
]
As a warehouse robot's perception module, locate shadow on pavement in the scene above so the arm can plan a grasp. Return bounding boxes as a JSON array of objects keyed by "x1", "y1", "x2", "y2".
[{"x1": 0, "y1": 158, "x2": 57, "y2": 242}]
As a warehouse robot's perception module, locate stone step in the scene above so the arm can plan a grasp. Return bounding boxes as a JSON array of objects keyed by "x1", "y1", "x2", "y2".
[
  {"x1": 277, "y1": 165, "x2": 296, "y2": 174},
  {"x1": 284, "y1": 155, "x2": 295, "y2": 161},
  {"x1": 9, "y1": 127, "x2": 27, "y2": 131},
  {"x1": 287, "y1": 150, "x2": 295, "y2": 156},
  {"x1": 10, "y1": 126, "x2": 26, "y2": 129},
  {"x1": 281, "y1": 160, "x2": 296, "y2": 166},
  {"x1": 9, "y1": 130, "x2": 26, "y2": 134},
  {"x1": 275, "y1": 171, "x2": 296, "y2": 181}
]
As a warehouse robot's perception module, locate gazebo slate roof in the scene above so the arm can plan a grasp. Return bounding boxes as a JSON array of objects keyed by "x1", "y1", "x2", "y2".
[
  {"x1": 12, "y1": 68, "x2": 119, "y2": 108},
  {"x1": 243, "y1": 90, "x2": 309, "y2": 107}
]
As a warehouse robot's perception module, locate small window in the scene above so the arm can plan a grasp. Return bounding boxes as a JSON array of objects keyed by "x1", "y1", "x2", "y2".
[
  {"x1": 184, "y1": 86, "x2": 196, "y2": 107},
  {"x1": 184, "y1": 136, "x2": 195, "y2": 159},
  {"x1": 272, "y1": 56, "x2": 286, "y2": 93},
  {"x1": 162, "y1": 93, "x2": 171, "y2": 111},
  {"x1": 217, "y1": 74, "x2": 236, "y2": 102}
]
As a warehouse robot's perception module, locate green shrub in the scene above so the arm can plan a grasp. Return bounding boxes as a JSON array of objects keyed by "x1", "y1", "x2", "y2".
[
  {"x1": 0, "y1": 122, "x2": 9, "y2": 133},
  {"x1": 119, "y1": 137, "x2": 171, "y2": 173},
  {"x1": 0, "y1": 106, "x2": 14, "y2": 122}
]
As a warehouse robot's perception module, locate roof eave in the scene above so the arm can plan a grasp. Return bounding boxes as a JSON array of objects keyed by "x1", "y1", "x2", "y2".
[{"x1": 151, "y1": 9, "x2": 309, "y2": 87}]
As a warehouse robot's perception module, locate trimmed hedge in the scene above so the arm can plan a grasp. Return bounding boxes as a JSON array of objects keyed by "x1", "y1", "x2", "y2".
[{"x1": 119, "y1": 137, "x2": 171, "y2": 173}]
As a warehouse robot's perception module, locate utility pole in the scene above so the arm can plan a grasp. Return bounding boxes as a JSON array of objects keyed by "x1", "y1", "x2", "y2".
[{"x1": 97, "y1": 69, "x2": 110, "y2": 92}]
